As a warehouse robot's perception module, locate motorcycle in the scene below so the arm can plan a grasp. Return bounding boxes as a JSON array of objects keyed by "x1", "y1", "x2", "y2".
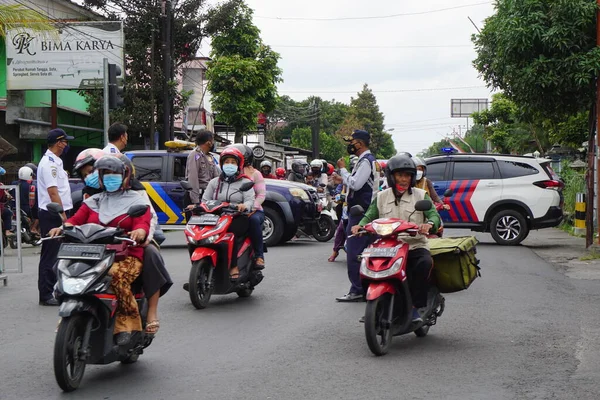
[
  {"x1": 9, "y1": 208, "x2": 40, "y2": 249},
  {"x1": 39, "y1": 202, "x2": 153, "y2": 392},
  {"x1": 181, "y1": 181, "x2": 264, "y2": 309},
  {"x1": 311, "y1": 184, "x2": 337, "y2": 242},
  {"x1": 350, "y1": 200, "x2": 445, "y2": 356}
]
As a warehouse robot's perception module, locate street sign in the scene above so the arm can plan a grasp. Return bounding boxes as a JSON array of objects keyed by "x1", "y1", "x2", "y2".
[{"x1": 451, "y1": 99, "x2": 489, "y2": 118}]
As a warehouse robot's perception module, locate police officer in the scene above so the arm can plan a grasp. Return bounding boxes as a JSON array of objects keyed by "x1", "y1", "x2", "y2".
[
  {"x1": 334, "y1": 130, "x2": 379, "y2": 302},
  {"x1": 184, "y1": 130, "x2": 219, "y2": 210},
  {"x1": 103, "y1": 122, "x2": 128, "y2": 154},
  {"x1": 37, "y1": 129, "x2": 73, "y2": 306}
]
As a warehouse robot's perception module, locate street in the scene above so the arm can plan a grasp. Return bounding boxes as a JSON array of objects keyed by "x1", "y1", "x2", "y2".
[{"x1": 1, "y1": 230, "x2": 600, "y2": 400}]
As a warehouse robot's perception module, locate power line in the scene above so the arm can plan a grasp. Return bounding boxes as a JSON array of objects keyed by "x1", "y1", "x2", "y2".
[
  {"x1": 271, "y1": 44, "x2": 472, "y2": 49},
  {"x1": 281, "y1": 86, "x2": 487, "y2": 94},
  {"x1": 255, "y1": 2, "x2": 492, "y2": 21}
]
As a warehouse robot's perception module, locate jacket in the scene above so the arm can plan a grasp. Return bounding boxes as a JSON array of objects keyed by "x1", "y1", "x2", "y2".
[{"x1": 202, "y1": 176, "x2": 256, "y2": 211}]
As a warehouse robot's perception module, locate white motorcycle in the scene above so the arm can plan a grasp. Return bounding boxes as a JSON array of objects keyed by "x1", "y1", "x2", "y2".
[{"x1": 311, "y1": 185, "x2": 337, "y2": 242}]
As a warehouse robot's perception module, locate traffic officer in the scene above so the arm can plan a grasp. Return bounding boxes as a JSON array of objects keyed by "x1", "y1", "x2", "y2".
[
  {"x1": 184, "y1": 130, "x2": 219, "y2": 209},
  {"x1": 103, "y1": 122, "x2": 128, "y2": 154},
  {"x1": 37, "y1": 129, "x2": 73, "y2": 306},
  {"x1": 333, "y1": 130, "x2": 379, "y2": 302}
]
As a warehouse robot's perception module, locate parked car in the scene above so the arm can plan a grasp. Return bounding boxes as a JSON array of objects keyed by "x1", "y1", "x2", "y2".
[
  {"x1": 424, "y1": 153, "x2": 564, "y2": 245},
  {"x1": 121, "y1": 150, "x2": 322, "y2": 247}
]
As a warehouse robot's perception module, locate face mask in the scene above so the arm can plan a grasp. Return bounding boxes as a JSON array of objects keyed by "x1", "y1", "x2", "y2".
[
  {"x1": 102, "y1": 174, "x2": 123, "y2": 192},
  {"x1": 416, "y1": 171, "x2": 424, "y2": 181},
  {"x1": 62, "y1": 144, "x2": 70, "y2": 156},
  {"x1": 84, "y1": 170, "x2": 100, "y2": 189},
  {"x1": 222, "y1": 164, "x2": 238, "y2": 177},
  {"x1": 395, "y1": 184, "x2": 408, "y2": 193},
  {"x1": 347, "y1": 143, "x2": 357, "y2": 155}
]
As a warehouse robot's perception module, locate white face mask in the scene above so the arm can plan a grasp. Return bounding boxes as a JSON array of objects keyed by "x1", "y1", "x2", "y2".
[{"x1": 416, "y1": 171, "x2": 424, "y2": 181}]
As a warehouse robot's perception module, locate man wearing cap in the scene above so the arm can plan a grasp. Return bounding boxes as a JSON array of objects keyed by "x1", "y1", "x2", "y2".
[
  {"x1": 103, "y1": 122, "x2": 128, "y2": 154},
  {"x1": 37, "y1": 129, "x2": 73, "y2": 306},
  {"x1": 333, "y1": 129, "x2": 379, "y2": 302}
]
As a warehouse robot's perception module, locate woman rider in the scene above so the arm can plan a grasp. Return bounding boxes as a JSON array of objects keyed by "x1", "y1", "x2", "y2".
[
  {"x1": 50, "y1": 155, "x2": 152, "y2": 345},
  {"x1": 201, "y1": 147, "x2": 255, "y2": 281},
  {"x1": 411, "y1": 157, "x2": 450, "y2": 211}
]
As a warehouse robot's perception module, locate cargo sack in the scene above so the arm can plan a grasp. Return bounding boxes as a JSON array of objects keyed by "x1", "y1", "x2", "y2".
[{"x1": 429, "y1": 236, "x2": 481, "y2": 293}]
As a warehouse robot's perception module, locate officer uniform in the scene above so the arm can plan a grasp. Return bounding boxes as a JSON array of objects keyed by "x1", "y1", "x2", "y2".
[
  {"x1": 103, "y1": 143, "x2": 121, "y2": 154},
  {"x1": 37, "y1": 129, "x2": 73, "y2": 304}
]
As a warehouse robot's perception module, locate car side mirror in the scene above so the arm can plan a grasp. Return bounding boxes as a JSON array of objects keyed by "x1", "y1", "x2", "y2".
[
  {"x1": 127, "y1": 204, "x2": 149, "y2": 218},
  {"x1": 180, "y1": 181, "x2": 192, "y2": 191},
  {"x1": 443, "y1": 189, "x2": 453, "y2": 198},
  {"x1": 47, "y1": 202, "x2": 64, "y2": 215},
  {"x1": 415, "y1": 200, "x2": 432, "y2": 212},
  {"x1": 239, "y1": 181, "x2": 254, "y2": 192},
  {"x1": 349, "y1": 205, "x2": 365, "y2": 217}
]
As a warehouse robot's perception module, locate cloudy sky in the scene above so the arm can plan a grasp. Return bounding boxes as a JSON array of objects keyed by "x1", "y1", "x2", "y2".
[{"x1": 201, "y1": 0, "x2": 497, "y2": 156}]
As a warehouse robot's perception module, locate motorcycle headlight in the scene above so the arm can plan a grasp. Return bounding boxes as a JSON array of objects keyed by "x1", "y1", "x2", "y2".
[
  {"x1": 289, "y1": 188, "x2": 309, "y2": 201},
  {"x1": 199, "y1": 235, "x2": 219, "y2": 245},
  {"x1": 62, "y1": 275, "x2": 96, "y2": 295},
  {"x1": 360, "y1": 257, "x2": 404, "y2": 279},
  {"x1": 186, "y1": 235, "x2": 197, "y2": 245},
  {"x1": 371, "y1": 222, "x2": 401, "y2": 236},
  {"x1": 58, "y1": 257, "x2": 111, "y2": 295}
]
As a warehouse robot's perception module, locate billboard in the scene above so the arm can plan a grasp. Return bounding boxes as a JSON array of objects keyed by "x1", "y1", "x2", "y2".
[
  {"x1": 451, "y1": 98, "x2": 489, "y2": 118},
  {"x1": 6, "y1": 22, "x2": 124, "y2": 90}
]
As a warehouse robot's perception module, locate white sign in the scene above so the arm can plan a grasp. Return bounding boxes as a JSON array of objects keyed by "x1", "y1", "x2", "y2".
[
  {"x1": 6, "y1": 22, "x2": 124, "y2": 90},
  {"x1": 451, "y1": 99, "x2": 489, "y2": 118}
]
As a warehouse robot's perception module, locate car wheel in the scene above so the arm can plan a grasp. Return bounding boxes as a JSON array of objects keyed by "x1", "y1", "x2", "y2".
[
  {"x1": 490, "y1": 209, "x2": 529, "y2": 245},
  {"x1": 263, "y1": 207, "x2": 284, "y2": 247}
]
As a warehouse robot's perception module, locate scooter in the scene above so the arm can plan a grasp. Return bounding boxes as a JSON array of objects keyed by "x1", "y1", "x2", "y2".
[
  {"x1": 181, "y1": 181, "x2": 264, "y2": 309},
  {"x1": 9, "y1": 208, "x2": 40, "y2": 248},
  {"x1": 39, "y1": 202, "x2": 153, "y2": 392},
  {"x1": 350, "y1": 200, "x2": 445, "y2": 356},
  {"x1": 312, "y1": 184, "x2": 337, "y2": 242}
]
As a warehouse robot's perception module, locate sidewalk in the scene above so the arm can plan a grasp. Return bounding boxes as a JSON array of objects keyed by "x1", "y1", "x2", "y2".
[{"x1": 523, "y1": 228, "x2": 600, "y2": 280}]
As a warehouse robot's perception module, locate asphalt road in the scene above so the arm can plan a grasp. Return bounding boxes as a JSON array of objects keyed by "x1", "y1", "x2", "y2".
[{"x1": 1, "y1": 230, "x2": 599, "y2": 400}]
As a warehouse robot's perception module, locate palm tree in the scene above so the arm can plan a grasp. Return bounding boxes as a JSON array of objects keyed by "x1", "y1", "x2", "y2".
[{"x1": 0, "y1": 4, "x2": 55, "y2": 37}]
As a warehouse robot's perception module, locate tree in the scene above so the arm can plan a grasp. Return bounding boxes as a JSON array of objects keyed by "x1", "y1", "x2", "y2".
[
  {"x1": 0, "y1": 4, "x2": 55, "y2": 36},
  {"x1": 205, "y1": 0, "x2": 282, "y2": 143},
  {"x1": 82, "y1": 0, "x2": 205, "y2": 144},
  {"x1": 290, "y1": 127, "x2": 345, "y2": 162},
  {"x1": 472, "y1": 0, "x2": 600, "y2": 123}
]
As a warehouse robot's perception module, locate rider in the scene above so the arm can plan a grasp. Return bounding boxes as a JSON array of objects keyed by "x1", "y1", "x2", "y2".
[
  {"x1": 351, "y1": 154, "x2": 441, "y2": 322},
  {"x1": 411, "y1": 157, "x2": 450, "y2": 211},
  {"x1": 50, "y1": 155, "x2": 152, "y2": 345},
  {"x1": 14, "y1": 166, "x2": 37, "y2": 222},
  {"x1": 201, "y1": 147, "x2": 255, "y2": 281},
  {"x1": 287, "y1": 160, "x2": 308, "y2": 183},
  {"x1": 310, "y1": 159, "x2": 328, "y2": 189},
  {"x1": 275, "y1": 167, "x2": 286, "y2": 180},
  {"x1": 260, "y1": 160, "x2": 277, "y2": 179}
]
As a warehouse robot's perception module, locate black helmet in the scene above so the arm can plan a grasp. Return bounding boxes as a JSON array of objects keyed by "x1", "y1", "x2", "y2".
[
  {"x1": 24, "y1": 162, "x2": 38, "y2": 176},
  {"x1": 292, "y1": 160, "x2": 308, "y2": 176},
  {"x1": 229, "y1": 143, "x2": 253, "y2": 167},
  {"x1": 94, "y1": 155, "x2": 129, "y2": 190},
  {"x1": 385, "y1": 154, "x2": 417, "y2": 191}
]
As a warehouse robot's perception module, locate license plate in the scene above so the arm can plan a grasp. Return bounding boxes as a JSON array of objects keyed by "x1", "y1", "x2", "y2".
[
  {"x1": 362, "y1": 247, "x2": 397, "y2": 258},
  {"x1": 188, "y1": 214, "x2": 220, "y2": 226},
  {"x1": 57, "y1": 244, "x2": 105, "y2": 260}
]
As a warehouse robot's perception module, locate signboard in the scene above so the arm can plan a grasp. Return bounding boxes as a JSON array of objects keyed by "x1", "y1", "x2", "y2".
[
  {"x1": 451, "y1": 99, "x2": 489, "y2": 118},
  {"x1": 6, "y1": 22, "x2": 124, "y2": 90}
]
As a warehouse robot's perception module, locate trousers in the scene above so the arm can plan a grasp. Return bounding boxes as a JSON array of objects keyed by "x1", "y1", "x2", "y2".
[
  {"x1": 406, "y1": 248, "x2": 434, "y2": 308},
  {"x1": 345, "y1": 213, "x2": 371, "y2": 295},
  {"x1": 38, "y1": 209, "x2": 68, "y2": 302}
]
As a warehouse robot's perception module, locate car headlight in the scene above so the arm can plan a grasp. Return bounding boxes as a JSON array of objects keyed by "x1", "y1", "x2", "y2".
[
  {"x1": 371, "y1": 222, "x2": 401, "y2": 236},
  {"x1": 289, "y1": 188, "x2": 309, "y2": 201},
  {"x1": 360, "y1": 257, "x2": 404, "y2": 279}
]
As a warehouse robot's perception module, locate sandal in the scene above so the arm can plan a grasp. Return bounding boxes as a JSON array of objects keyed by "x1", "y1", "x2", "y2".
[
  {"x1": 230, "y1": 269, "x2": 240, "y2": 282},
  {"x1": 328, "y1": 251, "x2": 339, "y2": 262},
  {"x1": 145, "y1": 320, "x2": 160, "y2": 335},
  {"x1": 254, "y1": 258, "x2": 265, "y2": 270}
]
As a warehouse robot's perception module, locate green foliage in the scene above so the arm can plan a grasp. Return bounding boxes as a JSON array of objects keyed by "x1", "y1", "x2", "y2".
[
  {"x1": 0, "y1": 4, "x2": 55, "y2": 37},
  {"x1": 290, "y1": 127, "x2": 345, "y2": 162},
  {"x1": 559, "y1": 161, "x2": 586, "y2": 218},
  {"x1": 472, "y1": 0, "x2": 600, "y2": 123},
  {"x1": 205, "y1": 0, "x2": 282, "y2": 142}
]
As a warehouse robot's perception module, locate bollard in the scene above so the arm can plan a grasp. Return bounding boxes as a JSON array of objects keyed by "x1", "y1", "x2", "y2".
[{"x1": 574, "y1": 193, "x2": 586, "y2": 236}]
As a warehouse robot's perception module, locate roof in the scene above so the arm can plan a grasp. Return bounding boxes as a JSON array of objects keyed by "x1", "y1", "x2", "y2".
[
  {"x1": 426, "y1": 153, "x2": 537, "y2": 161},
  {"x1": 60, "y1": 0, "x2": 106, "y2": 20}
]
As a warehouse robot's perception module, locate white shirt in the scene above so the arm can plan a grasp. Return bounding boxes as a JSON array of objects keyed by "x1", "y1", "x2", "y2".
[
  {"x1": 103, "y1": 143, "x2": 121, "y2": 154},
  {"x1": 37, "y1": 149, "x2": 73, "y2": 211}
]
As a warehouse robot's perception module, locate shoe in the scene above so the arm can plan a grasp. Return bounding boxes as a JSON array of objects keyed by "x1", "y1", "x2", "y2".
[
  {"x1": 254, "y1": 258, "x2": 265, "y2": 270},
  {"x1": 336, "y1": 292, "x2": 364, "y2": 302},
  {"x1": 359, "y1": 315, "x2": 365, "y2": 323},
  {"x1": 183, "y1": 282, "x2": 189, "y2": 292},
  {"x1": 115, "y1": 332, "x2": 132, "y2": 346},
  {"x1": 328, "y1": 251, "x2": 339, "y2": 262},
  {"x1": 39, "y1": 298, "x2": 59, "y2": 306},
  {"x1": 411, "y1": 308, "x2": 423, "y2": 323}
]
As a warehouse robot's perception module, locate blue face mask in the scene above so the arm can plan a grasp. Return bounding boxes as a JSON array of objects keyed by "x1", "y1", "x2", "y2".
[
  {"x1": 84, "y1": 170, "x2": 100, "y2": 189},
  {"x1": 102, "y1": 174, "x2": 123, "y2": 192},
  {"x1": 222, "y1": 164, "x2": 238, "y2": 177}
]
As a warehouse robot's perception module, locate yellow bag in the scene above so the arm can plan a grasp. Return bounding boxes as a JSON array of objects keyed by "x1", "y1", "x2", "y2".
[{"x1": 429, "y1": 236, "x2": 481, "y2": 293}]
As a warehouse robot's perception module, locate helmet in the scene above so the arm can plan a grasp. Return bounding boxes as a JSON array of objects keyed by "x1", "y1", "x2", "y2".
[
  {"x1": 24, "y1": 162, "x2": 37, "y2": 176},
  {"x1": 94, "y1": 155, "x2": 129, "y2": 190},
  {"x1": 310, "y1": 159, "x2": 323, "y2": 169},
  {"x1": 219, "y1": 147, "x2": 245, "y2": 177},
  {"x1": 292, "y1": 160, "x2": 309, "y2": 176},
  {"x1": 115, "y1": 153, "x2": 136, "y2": 189},
  {"x1": 0, "y1": 167, "x2": 4, "y2": 175},
  {"x1": 385, "y1": 154, "x2": 417, "y2": 190},
  {"x1": 229, "y1": 144, "x2": 253, "y2": 167},
  {"x1": 260, "y1": 160, "x2": 272, "y2": 169},
  {"x1": 18, "y1": 166, "x2": 34, "y2": 181},
  {"x1": 327, "y1": 163, "x2": 335, "y2": 175},
  {"x1": 276, "y1": 167, "x2": 286, "y2": 178},
  {"x1": 412, "y1": 156, "x2": 426, "y2": 175},
  {"x1": 73, "y1": 148, "x2": 104, "y2": 176}
]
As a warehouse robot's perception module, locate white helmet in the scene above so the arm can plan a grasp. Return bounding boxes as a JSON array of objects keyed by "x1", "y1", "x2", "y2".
[
  {"x1": 18, "y1": 166, "x2": 34, "y2": 181},
  {"x1": 260, "y1": 160, "x2": 272, "y2": 169},
  {"x1": 310, "y1": 159, "x2": 323, "y2": 168}
]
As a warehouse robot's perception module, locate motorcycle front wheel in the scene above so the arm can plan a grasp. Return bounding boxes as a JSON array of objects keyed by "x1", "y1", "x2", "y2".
[
  {"x1": 364, "y1": 294, "x2": 393, "y2": 356},
  {"x1": 312, "y1": 215, "x2": 336, "y2": 242},
  {"x1": 54, "y1": 315, "x2": 88, "y2": 392},
  {"x1": 189, "y1": 258, "x2": 214, "y2": 309}
]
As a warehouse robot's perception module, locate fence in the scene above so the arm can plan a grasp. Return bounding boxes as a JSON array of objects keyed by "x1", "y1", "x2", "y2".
[{"x1": 0, "y1": 185, "x2": 24, "y2": 286}]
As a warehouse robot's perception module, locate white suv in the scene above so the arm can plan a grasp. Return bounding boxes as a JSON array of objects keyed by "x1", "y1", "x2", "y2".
[{"x1": 424, "y1": 153, "x2": 564, "y2": 245}]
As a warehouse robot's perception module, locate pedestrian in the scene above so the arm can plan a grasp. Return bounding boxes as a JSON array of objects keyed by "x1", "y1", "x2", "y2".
[
  {"x1": 37, "y1": 128, "x2": 74, "y2": 306},
  {"x1": 184, "y1": 130, "x2": 219, "y2": 211},
  {"x1": 333, "y1": 129, "x2": 378, "y2": 302},
  {"x1": 103, "y1": 122, "x2": 128, "y2": 154}
]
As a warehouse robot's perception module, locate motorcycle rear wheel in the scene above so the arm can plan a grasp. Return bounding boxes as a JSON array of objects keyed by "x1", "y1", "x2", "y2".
[
  {"x1": 189, "y1": 258, "x2": 214, "y2": 309},
  {"x1": 364, "y1": 294, "x2": 393, "y2": 356},
  {"x1": 414, "y1": 325, "x2": 430, "y2": 337},
  {"x1": 236, "y1": 288, "x2": 253, "y2": 298},
  {"x1": 54, "y1": 315, "x2": 87, "y2": 392},
  {"x1": 8, "y1": 236, "x2": 17, "y2": 249}
]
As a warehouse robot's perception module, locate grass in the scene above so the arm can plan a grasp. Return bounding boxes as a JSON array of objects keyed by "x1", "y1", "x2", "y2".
[{"x1": 580, "y1": 250, "x2": 600, "y2": 261}]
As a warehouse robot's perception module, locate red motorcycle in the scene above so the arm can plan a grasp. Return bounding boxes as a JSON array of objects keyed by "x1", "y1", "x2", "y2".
[
  {"x1": 350, "y1": 200, "x2": 445, "y2": 356},
  {"x1": 181, "y1": 181, "x2": 263, "y2": 309}
]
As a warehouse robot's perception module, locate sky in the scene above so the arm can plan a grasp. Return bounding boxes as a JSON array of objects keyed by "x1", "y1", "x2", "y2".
[{"x1": 200, "y1": 0, "x2": 497, "y2": 156}]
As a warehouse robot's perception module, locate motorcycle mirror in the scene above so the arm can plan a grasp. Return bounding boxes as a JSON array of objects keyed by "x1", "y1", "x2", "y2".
[
  {"x1": 180, "y1": 181, "x2": 192, "y2": 191},
  {"x1": 443, "y1": 189, "x2": 453, "y2": 198},
  {"x1": 415, "y1": 200, "x2": 432, "y2": 212},
  {"x1": 239, "y1": 181, "x2": 254, "y2": 192},
  {"x1": 47, "y1": 202, "x2": 64, "y2": 215},
  {"x1": 127, "y1": 204, "x2": 149, "y2": 218},
  {"x1": 349, "y1": 205, "x2": 365, "y2": 217}
]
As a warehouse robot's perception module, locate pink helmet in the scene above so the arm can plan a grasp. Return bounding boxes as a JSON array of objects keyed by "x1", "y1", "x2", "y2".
[{"x1": 73, "y1": 148, "x2": 104, "y2": 175}]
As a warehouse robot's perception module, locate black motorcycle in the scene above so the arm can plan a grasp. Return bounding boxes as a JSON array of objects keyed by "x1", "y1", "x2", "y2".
[
  {"x1": 40, "y1": 202, "x2": 153, "y2": 392},
  {"x1": 9, "y1": 208, "x2": 40, "y2": 249}
]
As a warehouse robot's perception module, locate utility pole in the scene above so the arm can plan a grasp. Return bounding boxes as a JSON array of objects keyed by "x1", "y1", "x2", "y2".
[
  {"x1": 103, "y1": 57, "x2": 109, "y2": 147},
  {"x1": 161, "y1": 0, "x2": 172, "y2": 147},
  {"x1": 311, "y1": 99, "x2": 320, "y2": 159},
  {"x1": 592, "y1": 0, "x2": 600, "y2": 247},
  {"x1": 150, "y1": 27, "x2": 156, "y2": 150}
]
